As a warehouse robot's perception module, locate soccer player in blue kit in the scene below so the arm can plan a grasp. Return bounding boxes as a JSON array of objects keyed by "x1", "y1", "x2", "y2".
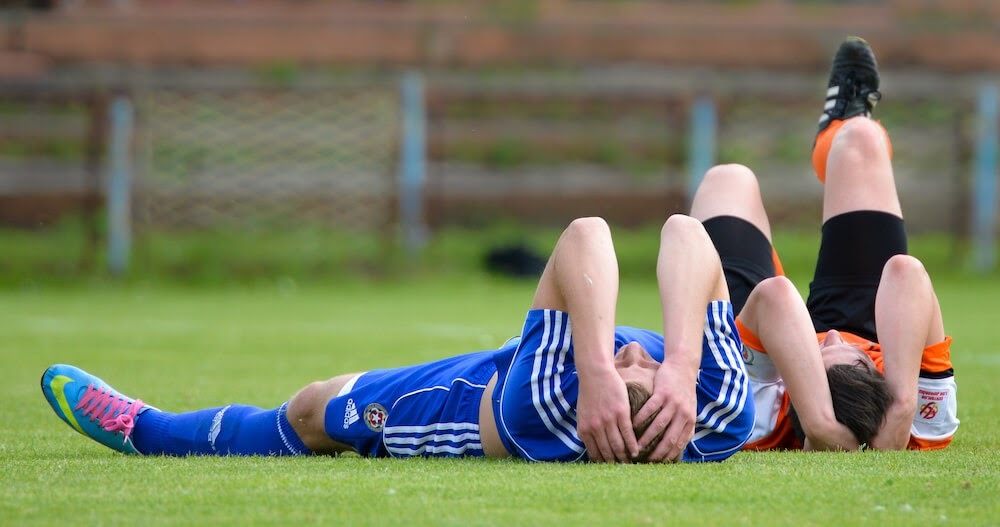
[{"x1": 42, "y1": 215, "x2": 753, "y2": 463}]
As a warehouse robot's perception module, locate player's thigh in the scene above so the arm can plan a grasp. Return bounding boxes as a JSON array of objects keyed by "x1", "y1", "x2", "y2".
[
  {"x1": 822, "y1": 118, "x2": 901, "y2": 222},
  {"x1": 807, "y1": 211, "x2": 907, "y2": 339}
]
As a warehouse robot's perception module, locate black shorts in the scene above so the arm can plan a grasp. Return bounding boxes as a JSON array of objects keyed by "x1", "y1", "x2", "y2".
[
  {"x1": 702, "y1": 216, "x2": 776, "y2": 315},
  {"x1": 806, "y1": 211, "x2": 907, "y2": 342},
  {"x1": 703, "y1": 211, "x2": 907, "y2": 342}
]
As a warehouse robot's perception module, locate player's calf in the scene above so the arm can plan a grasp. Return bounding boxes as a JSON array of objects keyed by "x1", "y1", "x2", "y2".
[{"x1": 41, "y1": 363, "x2": 312, "y2": 457}]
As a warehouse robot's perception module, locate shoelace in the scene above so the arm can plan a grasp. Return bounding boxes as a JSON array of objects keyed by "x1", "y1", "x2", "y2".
[{"x1": 74, "y1": 385, "x2": 146, "y2": 443}]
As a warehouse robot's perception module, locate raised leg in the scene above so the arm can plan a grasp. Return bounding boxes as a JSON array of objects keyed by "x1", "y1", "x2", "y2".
[
  {"x1": 691, "y1": 163, "x2": 773, "y2": 239},
  {"x1": 822, "y1": 117, "x2": 901, "y2": 222},
  {"x1": 690, "y1": 163, "x2": 778, "y2": 314}
]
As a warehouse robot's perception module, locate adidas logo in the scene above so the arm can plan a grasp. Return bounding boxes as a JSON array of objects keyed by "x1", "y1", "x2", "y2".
[{"x1": 343, "y1": 398, "x2": 359, "y2": 429}]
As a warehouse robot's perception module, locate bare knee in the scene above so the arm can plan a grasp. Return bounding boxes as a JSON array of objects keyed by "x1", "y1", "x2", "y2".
[
  {"x1": 702, "y1": 163, "x2": 760, "y2": 194},
  {"x1": 831, "y1": 118, "x2": 887, "y2": 157},
  {"x1": 691, "y1": 164, "x2": 770, "y2": 234},
  {"x1": 287, "y1": 381, "x2": 331, "y2": 446}
]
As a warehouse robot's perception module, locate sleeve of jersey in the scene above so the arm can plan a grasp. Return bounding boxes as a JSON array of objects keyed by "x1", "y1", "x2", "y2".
[{"x1": 908, "y1": 336, "x2": 958, "y2": 451}]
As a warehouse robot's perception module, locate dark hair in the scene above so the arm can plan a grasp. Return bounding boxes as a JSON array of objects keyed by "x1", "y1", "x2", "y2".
[
  {"x1": 625, "y1": 381, "x2": 663, "y2": 463},
  {"x1": 789, "y1": 363, "x2": 894, "y2": 447}
]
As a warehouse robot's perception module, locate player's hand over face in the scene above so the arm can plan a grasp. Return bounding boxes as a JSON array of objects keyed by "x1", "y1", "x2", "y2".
[
  {"x1": 576, "y1": 368, "x2": 640, "y2": 463},
  {"x1": 633, "y1": 364, "x2": 697, "y2": 462}
]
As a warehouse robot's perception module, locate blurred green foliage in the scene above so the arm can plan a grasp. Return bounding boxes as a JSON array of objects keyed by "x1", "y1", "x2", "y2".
[{"x1": 0, "y1": 216, "x2": 971, "y2": 289}]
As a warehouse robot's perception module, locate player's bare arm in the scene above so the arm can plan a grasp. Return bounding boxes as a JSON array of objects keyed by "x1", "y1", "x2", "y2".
[
  {"x1": 739, "y1": 277, "x2": 858, "y2": 451},
  {"x1": 530, "y1": 217, "x2": 639, "y2": 462},
  {"x1": 633, "y1": 214, "x2": 728, "y2": 462},
  {"x1": 870, "y1": 255, "x2": 945, "y2": 449}
]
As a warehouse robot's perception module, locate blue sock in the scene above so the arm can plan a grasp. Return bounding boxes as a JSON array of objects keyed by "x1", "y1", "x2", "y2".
[{"x1": 131, "y1": 402, "x2": 310, "y2": 456}]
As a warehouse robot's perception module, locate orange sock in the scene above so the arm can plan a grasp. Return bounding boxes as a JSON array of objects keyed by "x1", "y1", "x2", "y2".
[{"x1": 811, "y1": 119, "x2": 893, "y2": 183}]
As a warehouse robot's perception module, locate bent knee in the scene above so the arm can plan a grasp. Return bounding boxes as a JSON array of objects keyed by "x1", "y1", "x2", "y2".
[
  {"x1": 702, "y1": 163, "x2": 760, "y2": 192},
  {"x1": 832, "y1": 118, "x2": 888, "y2": 155},
  {"x1": 288, "y1": 381, "x2": 330, "y2": 436}
]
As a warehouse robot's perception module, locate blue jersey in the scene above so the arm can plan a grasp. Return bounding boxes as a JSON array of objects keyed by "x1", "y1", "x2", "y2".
[
  {"x1": 491, "y1": 300, "x2": 753, "y2": 462},
  {"x1": 324, "y1": 300, "x2": 753, "y2": 462}
]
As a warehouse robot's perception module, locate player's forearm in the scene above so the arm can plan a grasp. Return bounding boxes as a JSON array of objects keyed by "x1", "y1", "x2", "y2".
[
  {"x1": 552, "y1": 218, "x2": 619, "y2": 378},
  {"x1": 869, "y1": 404, "x2": 913, "y2": 450},
  {"x1": 872, "y1": 257, "x2": 935, "y2": 446},
  {"x1": 742, "y1": 278, "x2": 857, "y2": 449},
  {"x1": 656, "y1": 215, "x2": 723, "y2": 375}
]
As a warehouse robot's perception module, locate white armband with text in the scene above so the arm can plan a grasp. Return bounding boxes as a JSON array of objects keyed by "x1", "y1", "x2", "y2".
[{"x1": 910, "y1": 375, "x2": 959, "y2": 440}]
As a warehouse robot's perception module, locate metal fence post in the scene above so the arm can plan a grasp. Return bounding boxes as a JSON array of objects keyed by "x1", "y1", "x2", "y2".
[
  {"x1": 972, "y1": 84, "x2": 998, "y2": 273},
  {"x1": 688, "y1": 94, "x2": 717, "y2": 201},
  {"x1": 106, "y1": 96, "x2": 134, "y2": 276},
  {"x1": 398, "y1": 71, "x2": 428, "y2": 254}
]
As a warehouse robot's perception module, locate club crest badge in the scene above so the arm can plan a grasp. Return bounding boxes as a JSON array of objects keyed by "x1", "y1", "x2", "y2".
[
  {"x1": 920, "y1": 401, "x2": 939, "y2": 420},
  {"x1": 741, "y1": 347, "x2": 755, "y2": 365},
  {"x1": 364, "y1": 403, "x2": 388, "y2": 432}
]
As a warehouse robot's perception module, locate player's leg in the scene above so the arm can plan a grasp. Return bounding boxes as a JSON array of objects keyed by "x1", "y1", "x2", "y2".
[
  {"x1": 819, "y1": 116, "x2": 900, "y2": 221},
  {"x1": 691, "y1": 163, "x2": 773, "y2": 240},
  {"x1": 41, "y1": 364, "x2": 317, "y2": 456},
  {"x1": 690, "y1": 163, "x2": 778, "y2": 314},
  {"x1": 285, "y1": 373, "x2": 361, "y2": 454},
  {"x1": 806, "y1": 38, "x2": 907, "y2": 340}
]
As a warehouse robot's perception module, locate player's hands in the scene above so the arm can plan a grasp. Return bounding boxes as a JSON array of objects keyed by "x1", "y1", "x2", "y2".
[
  {"x1": 868, "y1": 401, "x2": 913, "y2": 451},
  {"x1": 576, "y1": 368, "x2": 640, "y2": 463},
  {"x1": 633, "y1": 363, "x2": 697, "y2": 462}
]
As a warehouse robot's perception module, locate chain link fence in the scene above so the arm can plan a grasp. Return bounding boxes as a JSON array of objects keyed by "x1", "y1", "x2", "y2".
[{"x1": 135, "y1": 86, "x2": 399, "y2": 232}]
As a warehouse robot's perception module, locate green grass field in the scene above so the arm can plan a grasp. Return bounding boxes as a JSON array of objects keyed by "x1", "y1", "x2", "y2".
[{"x1": 2, "y1": 270, "x2": 998, "y2": 526}]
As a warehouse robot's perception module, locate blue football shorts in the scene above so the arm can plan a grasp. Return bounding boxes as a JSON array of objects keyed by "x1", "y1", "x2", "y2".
[{"x1": 323, "y1": 350, "x2": 497, "y2": 458}]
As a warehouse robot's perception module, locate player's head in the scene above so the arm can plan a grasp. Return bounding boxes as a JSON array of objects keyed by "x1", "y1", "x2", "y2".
[
  {"x1": 790, "y1": 330, "x2": 894, "y2": 447},
  {"x1": 613, "y1": 341, "x2": 663, "y2": 462},
  {"x1": 625, "y1": 381, "x2": 663, "y2": 462},
  {"x1": 614, "y1": 341, "x2": 658, "y2": 394},
  {"x1": 818, "y1": 330, "x2": 875, "y2": 370}
]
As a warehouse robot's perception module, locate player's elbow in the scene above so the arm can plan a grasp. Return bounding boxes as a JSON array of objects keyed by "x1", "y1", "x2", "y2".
[
  {"x1": 660, "y1": 214, "x2": 705, "y2": 239},
  {"x1": 752, "y1": 276, "x2": 800, "y2": 312},
  {"x1": 660, "y1": 215, "x2": 716, "y2": 258},
  {"x1": 565, "y1": 217, "x2": 611, "y2": 241},
  {"x1": 882, "y1": 254, "x2": 929, "y2": 284}
]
